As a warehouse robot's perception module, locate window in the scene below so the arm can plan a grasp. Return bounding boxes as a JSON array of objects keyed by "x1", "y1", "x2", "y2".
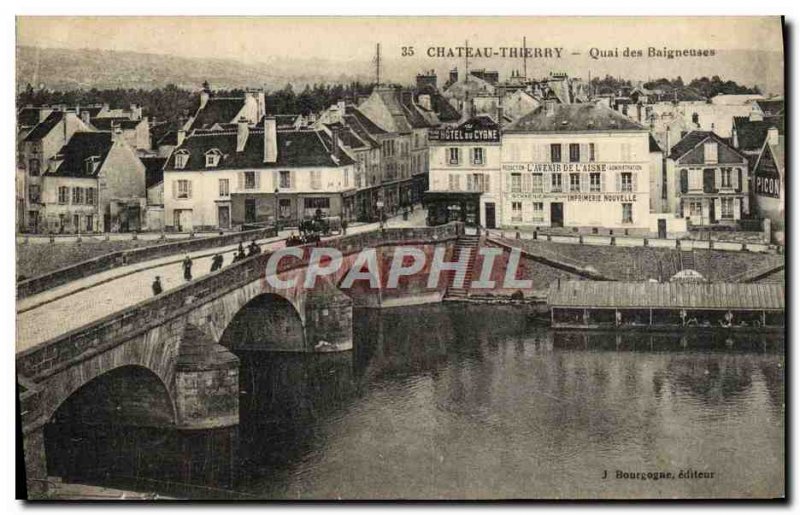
[
  {"x1": 85, "y1": 156, "x2": 99, "y2": 175},
  {"x1": 532, "y1": 174, "x2": 543, "y2": 193},
  {"x1": 86, "y1": 187, "x2": 96, "y2": 205},
  {"x1": 721, "y1": 168, "x2": 732, "y2": 188},
  {"x1": 621, "y1": 172, "x2": 633, "y2": 192},
  {"x1": 589, "y1": 143, "x2": 596, "y2": 162},
  {"x1": 569, "y1": 173, "x2": 581, "y2": 192},
  {"x1": 244, "y1": 171, "x2": 257, "y2": 190},
  {"x1": 219, "y1": 179, "x2": 230, "y2": 197},
  {"x1": 58, "y1": 186, "x2": 69, "y2": 204},
  {"x1": 28, "y1": 185, "x2": 40, "y2": 204},
  {"x1": 622, "y1": 203, "x2": 633, "y2": 224},
  {"x1": 174, "y1": 150, "x2": 189, "y2": 169},
  {"x1": 72, "y1": 187, "x2": 84, "y2": 205},
  {"x1": 448, "y1": 174, "x2": 461, "y2": 191},
  {"x1": 688, "y1": 168, "x2": 703, "y2": 191},
  {"x1": 177, "y1": 179, "x2": 191, "y2": 199},
  {"x1": 532, "y1": 202, "x2": 544, "y2": 222},
  {"x1": 511, "y1": 173, "x2": 522, "y2": 193},
  {"x1": 468, "y1": 174, "x2": 488, "y2": 192},
  {"x1": 550, "y1": 143, "x2": 562, "y2": 163},
  {"x1": 310, "y1": 170, "x2": 322, "y2": 190},
  {"x1": 205, "y1": 150, "x2": 221, "y2": 168},
  {"x1": 511, "y1": 201, "x2": 522, "y2": 222},
  {"x1": 704, "y1": 142, "x2": 718, "y2": 164},
  {"x1": 688, "y1": 201, "x2": 703, "y2": 216},
  {"x1": 721, "y1": 197, "x2": 734, "y2": 219},
  {"x1": 344, "y1": 168, "x2": 349, "y2": 187},
  {"x1": 590, "y1": 173, "x2": 601, "y2": 192},
  {"x1": 279, "y1": 170, "x2": 291, "y2": 189},
  {"x1": 304, "y1": 197, "x2": 331, "y2": 209},
  {"x1": 472, "y1": 147, "x2": 484, "y2": 165},
  {"x1": 448, "y1": 147, "x2": 460, "y2": 165},
  {"x1": 569, "y1": 143, "x2": 580, "y2": 163},
  {"x1": 86, "y1": 215, "x2": 93, "y2": 232},
  {"x1": 551, "y1": 173, "x2": 563, "y2": 193},
  {"x1": 28, "y1": 159, "x2": 40, "y2": 176}
]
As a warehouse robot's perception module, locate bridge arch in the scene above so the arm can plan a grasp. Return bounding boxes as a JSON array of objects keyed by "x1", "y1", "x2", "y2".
[
  {"x1": 219, "y1": 292, "x2": 307, "y2": 352},
  {"x1": 43, "y1": 365, "x2": 177, "y2": 482}
]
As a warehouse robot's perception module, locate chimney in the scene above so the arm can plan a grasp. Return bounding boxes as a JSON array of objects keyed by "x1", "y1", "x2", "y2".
[
  {"x1": 236, "y1": 118, "x2": 249, "y2": 152},
  {"x1": 337, "y1": 100, "x2": 346, "y2": 123},
  {"x1": 200, "y1": 89, "x2": 210, "y2": 110},
  {"x1": 332, "y1": 127, "x2": 341, "y2": 161},
  {"x1": 767, "y1": 126, "x2": 779, "y2": 146},
  {"x1": 80, "y1": 109, "x2": 91, "y2": 126},
  {"x1": 449, "y1": 68, "x2": 458, "y2": 85},
  {"x1": 496, "y1": 105, "x2": 504, "y2": 127},
  {"x1": 129, "y1": 103, "x2": 142, "y2": 121},
  {"x1": 111, "y1": 126, "x2": 123, "y2": 143},
  {"x1": 545, "y1": 101, "x2": 556, "y2": 117},
  {"x1": 177, "y1": 129, "x2": 186, "y2": 147},
  {"x1": 264, "y1": 116, "x2": 277, "y2": 163}
]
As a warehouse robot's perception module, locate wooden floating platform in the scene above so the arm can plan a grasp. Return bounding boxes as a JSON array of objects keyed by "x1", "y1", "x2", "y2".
[{"x1": 548, "y1": 281, "x2": 785, "y2": 330}]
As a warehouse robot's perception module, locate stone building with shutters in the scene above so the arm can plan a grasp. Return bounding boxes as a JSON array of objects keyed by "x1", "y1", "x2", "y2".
[
  {"x1": 499, "y1": 103, "x2": 652, "y2": 231},
  {"x1": 424, "y1": 115, "x2": 502, "y2": 228},
  {"x1": 665, "y1": 131, "x2": 750, "y2": 228},
  {"x1": 162, "y1": 117, "x2": 355, "y2": 231}
]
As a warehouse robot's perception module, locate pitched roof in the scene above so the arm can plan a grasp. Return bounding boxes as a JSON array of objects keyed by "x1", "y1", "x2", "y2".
[
  {"x1": 91, "y1": 117, "x2": 143, "y2": 131},
  {"x1": 50, "y1": 132, "x2": 113, "y2": 177},
  {"x1": 648, "y1": 134, "x2": 662, "y2": 153},
  {"x1": 23, "y1": 111, "x2": 64, "y2": 142},
  {"x1": 322, "y1": 122, "x2": 370, "y2": 150},
  {"x1": 358, "y1": 88, "x2": 414, "y2": 134},
  {"x1": 17, "y1": 107, "x2": 45, "y2": 129},
  {"x1": 189, "y1": 97, "x2": 245, "y2": 131},
  {"x1": 756, "y1": 99, "x2": 784, "y2": 117},
  {"x1": 157, "y1": 130, "x2": 178, "y2": 146},
  {"x1": 344, "y1": 106, "x2": 387, "y2": 136},
  {"x1": 732, "y1": 116, "x2": 784, "y2": 152},
  {"x1": 141, "y1": 156, "x2": 167, "y2": 188},
  {"x1": 414, "y1": 84, "x2": 461, "y2": 122},
  {"x1": 667, "y1": 130, "x2": 743, "y2": 161},
  {"x1": 164, "y1": 128, "x2": 355, "y2": 171},
  {"x1": 505, "y1": 103, "x2": 645, "y2": 133}
]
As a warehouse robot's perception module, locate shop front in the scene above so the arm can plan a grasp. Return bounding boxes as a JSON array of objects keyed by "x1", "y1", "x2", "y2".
[{"x1": 424, "y1": 191, "x2": 481, "y2": 227}]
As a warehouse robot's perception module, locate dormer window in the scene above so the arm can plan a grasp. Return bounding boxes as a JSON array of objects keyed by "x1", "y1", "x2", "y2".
[
  {"x1": 205, "y1": 149, "x2": 222, "y2": 168},
  {"x1": 84, "y1": 156, "x2": 100, "y2": 175},
  {"x1": 174, "y1": 149, "x2": 189, "y2": 169}
]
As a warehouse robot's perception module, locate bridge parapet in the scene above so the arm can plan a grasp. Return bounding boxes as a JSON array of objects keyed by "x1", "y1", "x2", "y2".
[{"x1": 16, "y1": 223, "x2": 463, "y2": 382}]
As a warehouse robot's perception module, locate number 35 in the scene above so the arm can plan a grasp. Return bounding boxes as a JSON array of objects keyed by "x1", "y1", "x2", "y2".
[{"x1": 401, "y1": 46, "x2": 415, "y2": 57}]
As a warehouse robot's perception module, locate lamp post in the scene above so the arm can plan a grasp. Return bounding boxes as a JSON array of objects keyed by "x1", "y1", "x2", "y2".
[{"x1": 274, "y1": 188, "x2": 280, "y2": 232}]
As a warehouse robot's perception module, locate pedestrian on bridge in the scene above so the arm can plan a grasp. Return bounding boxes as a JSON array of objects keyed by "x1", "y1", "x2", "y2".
[
  {"x1": 152, "y1": 276, "x2": 163, "y2": 296},
  {"x1": 248, "y1": 239, "x2": 261, "y2": 257},
  {"x1": 210, "y1": 253, "x2": 224, "y2": 272},
  {"x1": 183, "y1": 255, "x2": 193, "y2": 281}
]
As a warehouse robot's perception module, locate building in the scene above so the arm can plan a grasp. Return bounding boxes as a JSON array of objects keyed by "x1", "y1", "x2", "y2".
[
  {"x1": 141, "y1": 156, "x2": 167, "y2": 231},
  {"x1": 425, "y1": 115, "x2": 502, "y2": 228},
  {"x1": 18, "y1": 110, "x2": 94, "y2": 232},
  {"x1": 500, "y1": 103, "x2": 652, "y2": 231},
  {"x1": 665, "y1": 131, "x2": 750, "y2": 227},
  {"x1": 751, "y1": 128, "x2": 784, "y2": 244},
  {"x1": 503, "y1": 89, "x2": 540, "y2": 123},
  {"x1": 162, "y1": 118, "x2": 356, "y2": 231},
  {"x1": 41, "y1": 130, "x2": 146, "y2": 233},
  {"x1": 184, "y1": 85, "x2": 266, "y2": 132}
]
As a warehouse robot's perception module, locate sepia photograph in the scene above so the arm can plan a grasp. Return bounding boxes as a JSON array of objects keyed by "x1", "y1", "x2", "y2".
[{"x1": 13, "y1": 15, "x2": 785, "y2": 501}]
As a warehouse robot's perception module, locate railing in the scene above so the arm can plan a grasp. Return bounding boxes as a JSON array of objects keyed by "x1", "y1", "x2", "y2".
[
  {"x1": 16, "y1": 223, "x2": 463, "y2": 381},
  {"x1": 17, "y1": 227, "x2": 279, "y2": 299}
]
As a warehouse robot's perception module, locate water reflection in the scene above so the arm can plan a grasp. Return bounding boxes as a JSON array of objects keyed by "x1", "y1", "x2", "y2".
[
  {"x1": 233, "y1": 304, "x2": 783, "y2": 499},
  {"x1": 51, "y1": 304, "x2": 784, "y2": 499}
]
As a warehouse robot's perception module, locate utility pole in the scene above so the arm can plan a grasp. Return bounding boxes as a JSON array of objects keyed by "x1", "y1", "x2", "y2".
[
  {"x1": 375, "y1": 43, "x2": 381, "y2": 87},
  {"x1": 523, "y1": 36, "x2": 527, "y2": 80},
  {"x1": 464, "y1": 39, "x2": 469, "y2": 79}
]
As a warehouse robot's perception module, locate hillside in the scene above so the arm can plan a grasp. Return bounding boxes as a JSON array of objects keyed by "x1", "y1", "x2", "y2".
[{"x1": 16, "y1": 46, "x2": 373, "y2": 92}]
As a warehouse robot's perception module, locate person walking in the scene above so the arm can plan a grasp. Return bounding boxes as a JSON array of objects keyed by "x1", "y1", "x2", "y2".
[
  {"x1": 152, "y1": 276, "x2": 163, "y2": 296},
  {"x1": 182, "y1": 255, "x2": 193, "y2": 282},
  {"x1": 210, "y1": 253, "x2": 223, "y2": 272}
]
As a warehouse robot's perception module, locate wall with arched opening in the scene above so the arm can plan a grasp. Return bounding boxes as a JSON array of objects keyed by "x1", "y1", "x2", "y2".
[{"x1": 219, "y1": 293, "x2": 306, "y2": 352}]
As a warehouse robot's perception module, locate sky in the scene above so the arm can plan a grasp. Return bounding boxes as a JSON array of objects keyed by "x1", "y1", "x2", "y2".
[{"x1": 15, "y1": 17, "x2": 785, "y2": 91}]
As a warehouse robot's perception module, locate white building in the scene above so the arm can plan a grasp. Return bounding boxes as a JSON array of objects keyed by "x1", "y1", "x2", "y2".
[
  {"x1": 500, "y1": 103, "x2": 652, "y2": 232},
  {"x1": 424, "y1": 115, "x2": 502, "y2": 228},
  {"x1": 163, "y1": 118, "x2": 356, "y2": 231}
]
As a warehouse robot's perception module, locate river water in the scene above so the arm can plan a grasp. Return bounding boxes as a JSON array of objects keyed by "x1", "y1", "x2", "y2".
[
  {"x1": 51, "y1": 303, "x2": 785, "y2": 500},
  {"x1": 233, "y1": 304, "x2": 784, "y2": 500}
]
